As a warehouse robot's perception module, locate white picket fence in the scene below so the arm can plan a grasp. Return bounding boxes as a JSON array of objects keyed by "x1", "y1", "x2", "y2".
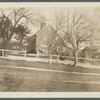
[
  {"x1": 0, "y1": 49, "x2": 61, "y2": 65},
  {"x1": 0, "y1": 49, "x2": 100, "y2": 66},
  {"x1": 0, "y1": 49, "x2": 26, "y2": 57}
]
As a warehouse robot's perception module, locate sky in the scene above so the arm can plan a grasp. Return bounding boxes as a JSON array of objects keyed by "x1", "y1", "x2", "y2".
[
  {"x1": 0, "y1": 7, "x2": 99, "y2": 37},
  {"x1": 0, "y1": 6, "x2": 99, "y2": 48}
]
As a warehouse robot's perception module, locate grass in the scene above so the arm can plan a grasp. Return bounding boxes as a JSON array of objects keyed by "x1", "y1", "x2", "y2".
[
  {"x1": 1, "y1": 66, "x2": 100, "y2": 92},
  {"x1": 0, "y1": 58, "x2": 100, "y2": 74},
  {"x1": 0, "y1": 58, "x2": 100, "y2": 91}
]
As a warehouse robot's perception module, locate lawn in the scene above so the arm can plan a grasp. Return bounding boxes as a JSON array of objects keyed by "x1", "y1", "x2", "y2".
[
  {"x1": 0, "y1": 58, "x2": 100, "y2": 92},
  {"x1": 0, "y1": 58, "x2": 100, "y2": 73}
]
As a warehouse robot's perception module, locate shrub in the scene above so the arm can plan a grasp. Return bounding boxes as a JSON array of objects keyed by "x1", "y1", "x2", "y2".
[{"x1": 59, "y1": 56, "x2": 66, "y2": 60}]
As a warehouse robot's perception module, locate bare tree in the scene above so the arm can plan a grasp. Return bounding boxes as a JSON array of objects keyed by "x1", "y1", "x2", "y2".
[
  {"x1": 46, "y1": 9, "x2": 66, "y2": 54},
  {"x1": 8, "y1": 8, "x2": 32, "y2": 42},
  {"x1": 52, "y1": 8, "x2": 95, "y2": 67},
  {"x1": 0, "y1": 8, "x2": 31, "y2": 49},
  {"x1": 84, "y1": 8, "x2": 100, "y2": 58},
  {"x1": 0, "y1": 7, "x2": 44, "y2": 49}
]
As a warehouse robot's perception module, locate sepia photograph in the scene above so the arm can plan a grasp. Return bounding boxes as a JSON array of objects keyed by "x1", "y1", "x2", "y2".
[{"x1": 0, "y1": 2, "x2": 100, "y2": 94}]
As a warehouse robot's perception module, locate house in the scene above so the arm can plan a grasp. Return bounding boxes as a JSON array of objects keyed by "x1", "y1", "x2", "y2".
[
  {"x1": 27, "y1": 23, "x2": 70, "y2": 56},
  {"x1": 81, "y1": 46, "x2": 100, "y2": 59}
]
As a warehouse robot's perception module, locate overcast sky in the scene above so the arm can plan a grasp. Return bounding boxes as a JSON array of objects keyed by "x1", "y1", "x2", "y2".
[{"x1": 0, "y1": 7, "x2": 98, "y2": 35}]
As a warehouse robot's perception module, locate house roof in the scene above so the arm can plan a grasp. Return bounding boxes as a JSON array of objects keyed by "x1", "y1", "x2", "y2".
[
  {"x1": 27, "y1": 25, "x2": 55, "y2": 40},
  {"x1": 36, "y1": 25, "x2": 56, "y2": 36}
]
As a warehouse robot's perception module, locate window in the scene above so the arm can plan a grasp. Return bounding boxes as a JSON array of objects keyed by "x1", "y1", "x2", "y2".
[
  {"x1": 57, "y1": 46, "x2": 66, "y2": 52},
  {"x1": 41, "y1": 44, "x2": 47, "y2": 50}
]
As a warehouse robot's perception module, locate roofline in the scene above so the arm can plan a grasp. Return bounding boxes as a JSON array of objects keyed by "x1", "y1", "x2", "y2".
[{"x1": 28, "y1": 25, "x2": 55, "y2": 38}]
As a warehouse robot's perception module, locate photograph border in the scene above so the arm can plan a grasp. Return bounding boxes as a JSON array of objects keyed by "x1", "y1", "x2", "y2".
[{"x1": 0, "y1": 2, "x2": 100, "y2": 98}]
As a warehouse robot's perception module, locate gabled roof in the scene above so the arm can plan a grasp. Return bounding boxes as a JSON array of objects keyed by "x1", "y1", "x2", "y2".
[
  {"x1": 36, "y1": 25, "x2": 55, "y2": 36},
  {"x1": 27, "y1": 25, "x2": 55, "y2": 40}
]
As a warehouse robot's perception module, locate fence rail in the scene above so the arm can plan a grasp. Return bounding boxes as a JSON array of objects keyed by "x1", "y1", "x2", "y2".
[{"x1": 0, "y1": 49, "x2": 25, "y2": 53}]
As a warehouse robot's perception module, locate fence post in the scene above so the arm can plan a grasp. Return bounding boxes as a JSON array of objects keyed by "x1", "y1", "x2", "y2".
[
  {"x1": 2, "y1": 50, "x2": 4, "y2": 57},
  {"x1": 36, "y1": 52, "x2": 38, "y2": 61},
  {"x1": 97, "y1": 59, "x2": 98, "y2": 66},
  {"x1": 24, "y1": 50, "x2": 26, "y2": 58},
  {"x1": 56, "y1": 55, "x2": 59, "y2": 63},
  {"x1": 94, "y1": 59, "x2": 95, "y2": 66},
  {"x1": 49, "y1": 55, "x2": 52, "y2": 65}
]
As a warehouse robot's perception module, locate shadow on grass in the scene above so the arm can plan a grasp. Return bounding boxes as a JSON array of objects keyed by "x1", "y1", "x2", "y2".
[
  {"x1": 1, "y1": 71, "x2": 23, "y2": 91},
  {"x1": 0, "y1": 58, "x2": 100, "y2": 74}
]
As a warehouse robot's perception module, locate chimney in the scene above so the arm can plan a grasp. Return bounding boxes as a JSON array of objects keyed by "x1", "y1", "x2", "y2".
[{"x1": 41, "y1": 22, "x2": 46, "y2": 30}]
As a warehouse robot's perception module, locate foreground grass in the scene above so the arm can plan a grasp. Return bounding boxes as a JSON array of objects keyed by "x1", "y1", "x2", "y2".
[
  {"x1": 1, "y1": 66, "x2": 100, "y2": 92},
  {"x1": 0, "y1": 58, "x2": 100, "y2": 91}
]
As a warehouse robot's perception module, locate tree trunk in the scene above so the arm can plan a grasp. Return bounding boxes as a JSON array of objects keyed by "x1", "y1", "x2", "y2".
[
  {"x1": 2, "y1": 38, "x2": 7, "y2": 49},
  {"x1": 5, "y1": 40, "x2": 10, "y2": 49},
  {"x1": 74, "y1": 50, "x2": 78, "y2": 67},
  {"x1": 19, "y1": 39, "x2": 22, "y2": 51}
]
